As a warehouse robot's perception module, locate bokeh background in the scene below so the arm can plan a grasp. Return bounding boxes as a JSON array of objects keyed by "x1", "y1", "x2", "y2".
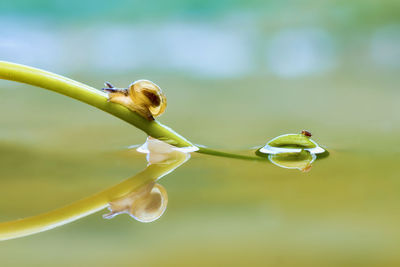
[{"x1": 1, "y1": 1, "x2": 400, "y2": 266}]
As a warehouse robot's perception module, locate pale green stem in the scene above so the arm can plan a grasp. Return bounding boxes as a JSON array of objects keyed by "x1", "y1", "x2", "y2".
[
  {"x1": 0, "y1": 61, "x2": 270, "y2": 161},
  {"x1": 0, "y1": 61, "x2": 193, "y2": 148},
  {"x1": 0, "y1": 61, "x2": 328, "y2": 162}
]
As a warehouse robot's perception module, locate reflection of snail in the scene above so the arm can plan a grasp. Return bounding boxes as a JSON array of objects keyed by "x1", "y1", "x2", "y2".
[
  {"x1": 102, "y1": 80, "x2": 167, "y2": 121},
  {"x1": 0, "y1": 137, "x2": 189, "y2": 240},
  {"x1": 102, "y1": 137, "x2": 190, "y2": 223},
  {"x1": 103, "y1": 182, "x2": 168, "y2": 223}
]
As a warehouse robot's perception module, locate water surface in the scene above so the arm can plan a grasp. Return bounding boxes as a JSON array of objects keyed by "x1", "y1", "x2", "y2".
[{"x1": 1, "y1": 72, "x2": 399, "y2": 265}]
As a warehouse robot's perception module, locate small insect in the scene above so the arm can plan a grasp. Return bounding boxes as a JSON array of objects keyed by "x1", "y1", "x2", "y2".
[
  {"x1": 102, "y1": 80, "x2": 166, "y2": 121},
  {"x1": 301, "y1": 130, "x2": 312, "y2": 137}
]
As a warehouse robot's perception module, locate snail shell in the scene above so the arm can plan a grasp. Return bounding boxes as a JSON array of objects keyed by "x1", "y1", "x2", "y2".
[{"x1": 105, "y1": 80, "x2": 167, "y2": 121}]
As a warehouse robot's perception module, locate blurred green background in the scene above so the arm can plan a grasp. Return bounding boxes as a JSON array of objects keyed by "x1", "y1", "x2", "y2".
[{"x1": 1, "y1": 0, "x2": 400, "y2": 266}]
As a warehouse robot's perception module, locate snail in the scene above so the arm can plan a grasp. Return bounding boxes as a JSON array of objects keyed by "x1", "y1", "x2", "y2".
[
  {"x1": 102, "y1": 80, "x2": 167, "y2": 121},
  {"x1": 103, "y1": 182, "x2": 168, "y2": 223}
]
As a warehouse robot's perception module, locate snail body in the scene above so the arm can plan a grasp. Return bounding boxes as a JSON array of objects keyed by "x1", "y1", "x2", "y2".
[{"x1": 103, "y1": 80, "x2": 166, "y2": 121}]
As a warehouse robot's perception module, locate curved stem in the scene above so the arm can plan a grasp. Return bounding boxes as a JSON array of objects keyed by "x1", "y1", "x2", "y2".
[
  {"x1": 0, "y1": 61, "x2": 328, "y2": 163},
  {"x1": 0, "y1": 61, "x2": 193, "y2": 148},
  {"x1": 0, "y1": 61, "x2": 269, "y2": 161}
]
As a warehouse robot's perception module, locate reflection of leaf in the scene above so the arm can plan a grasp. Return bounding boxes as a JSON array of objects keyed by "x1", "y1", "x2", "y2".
[
  {"x1": 268, "y1": 150, "x2": 316, "y2": 172},
  {"x1": 0, "y1": 138, "x2": 189, "y2": 241}
]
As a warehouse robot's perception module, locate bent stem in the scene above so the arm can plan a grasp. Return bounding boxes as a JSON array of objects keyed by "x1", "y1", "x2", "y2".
[
  {"x1": 0, "y1": 61, "x2": 192, "y2": 148},
  {"x1": 0, "y1": 61, "x2": 269, "y2": 161},
  {"x1": 0, "y1": 61, "x2": 327, "y2": 162}
]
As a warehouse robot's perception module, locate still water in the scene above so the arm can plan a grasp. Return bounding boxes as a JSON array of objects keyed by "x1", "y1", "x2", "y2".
[{"x1": 0, "y1": 73, "x2": 399, "y2": 265}]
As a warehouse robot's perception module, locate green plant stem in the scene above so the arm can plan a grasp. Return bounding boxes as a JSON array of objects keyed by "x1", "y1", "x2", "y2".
[
  {"x1": 196, "y1": 146, "x2": 265, "y2": 161},
  {"x1": 0, "y1": 61, "x2": 328, "y2": 162},
  {"x1": 0, "y1": 61, "x2": 269, "y2": 161},
  {"x1": 0, "y1": 61, "x2": 193, "y2": 148}
]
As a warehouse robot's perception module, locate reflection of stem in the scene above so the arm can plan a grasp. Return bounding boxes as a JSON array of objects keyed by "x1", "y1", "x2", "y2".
[{"x1": 0, "y1": 147, "x2": 188, "y2": 241}]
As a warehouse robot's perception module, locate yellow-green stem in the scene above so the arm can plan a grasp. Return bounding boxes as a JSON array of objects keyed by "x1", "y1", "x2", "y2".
[
  {"x1": 0, "y1": 61, "x2": 328, "y2": 162},
  {"x1": 0, "y1": 61, "x2": 193, "y2": 148}
]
